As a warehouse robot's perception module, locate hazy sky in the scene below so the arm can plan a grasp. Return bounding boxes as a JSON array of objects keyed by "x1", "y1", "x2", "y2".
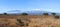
[{"x1": 0, "y1": 0, "x2": 60, "y2": 13}]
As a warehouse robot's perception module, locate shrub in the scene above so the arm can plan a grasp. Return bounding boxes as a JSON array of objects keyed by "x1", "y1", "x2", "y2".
[
  {"x1": 4, "y1": 13, "x2": 7, "y2": 15},
  {"x1": 54, "y1": 16, "x2": 59, "y2": 19},
  {"x1": 17, "y1": 19, "x2": 23, "y2": 23},
  {"x1": 17, "y1": 18, "x2": 30, "y2": 27},
  {"x1": 43, "y1": 13, "x2": 49, "y2": 15},
  {"x1": 17, "y1": 19, "x2": 24, "y2": 26},
  {"x1": 51, "y1": 13, "x2": 56, "y2": 16},
  {"x1": 21, "y1": 13, "x2": 28, "y2": 15}
]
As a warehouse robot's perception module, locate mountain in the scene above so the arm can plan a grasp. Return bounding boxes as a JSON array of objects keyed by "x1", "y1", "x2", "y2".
[
  {"x1": 6, "y1": 10, "x2": 60, "y2": 15},
  {"x1": 25, "y1": 11, "x2": 52, "y2": 15},
  {"x1": 6, "y1": 10, "x2": 22, "y2": 14}
]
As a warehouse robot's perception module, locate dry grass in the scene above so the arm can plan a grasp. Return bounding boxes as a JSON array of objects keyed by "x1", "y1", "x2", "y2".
[{"x1": 0, "y1": 15, "x2": 60, "y2": 27}]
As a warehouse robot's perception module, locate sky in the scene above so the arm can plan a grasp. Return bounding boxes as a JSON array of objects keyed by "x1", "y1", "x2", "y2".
[{"x1": 0, "y1": 0, "x2": 60, "y2": 13}]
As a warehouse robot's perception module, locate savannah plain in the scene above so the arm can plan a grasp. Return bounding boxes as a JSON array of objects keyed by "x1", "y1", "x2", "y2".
[{"x1": 0, "y1": 13, "x2": 60, "y2": 27}]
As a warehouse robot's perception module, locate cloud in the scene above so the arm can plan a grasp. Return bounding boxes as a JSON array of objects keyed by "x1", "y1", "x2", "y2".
[
  {"x1": 24, "y1": 9, "x2": 42, "y2": 12},
  {"x1": 32, "y1": 9, "x2": 40, "y2": 11}
]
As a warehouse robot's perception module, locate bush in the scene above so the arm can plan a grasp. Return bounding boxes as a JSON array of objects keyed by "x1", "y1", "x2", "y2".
[
  {"x1": 17, "y1": 18, "x2": 30, "y2": 27},
  {"x1": 17, "y1": 19, "x2": 23, "y2": 23},
  {"x1": 4, "y1": 13, "x2": 7, "y2": 15},
  {"x1": 54, "y1": 16, "x2": 59, "y2": 19},
  {"x1": 51, "y1": 13, "x2": 56, "y2": 16},
  {"x1": 21, "y1": 13, "x2": 28, "y2": 15},
  {"x1": 43, "y1": 13, "x2": 49, "y2": 15},
  {"x1": 17, "y1": 19, "x2": 24, "y2": 26}
]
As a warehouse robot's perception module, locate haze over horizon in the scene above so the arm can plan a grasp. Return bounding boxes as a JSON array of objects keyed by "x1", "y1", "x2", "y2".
[{"x1": 0, "y1": 0, "x2": 60, "y2": 13}]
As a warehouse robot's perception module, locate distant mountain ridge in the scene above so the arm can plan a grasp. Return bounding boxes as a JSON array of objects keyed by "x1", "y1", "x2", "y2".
[
  {"x1": 7, "y1": 10, "x2": 22, "y2": 14},
  {"x1": 6, "y1": 10, "x2": 60, "y2": 15}
]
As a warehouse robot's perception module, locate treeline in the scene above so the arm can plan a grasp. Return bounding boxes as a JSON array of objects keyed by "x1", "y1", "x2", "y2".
[
  {"x1": 0, "y1": 12, "x2": 56, "y2": 15},
  {"x1": 1, "y1": 12, "x2": 60, "y2": 19}
]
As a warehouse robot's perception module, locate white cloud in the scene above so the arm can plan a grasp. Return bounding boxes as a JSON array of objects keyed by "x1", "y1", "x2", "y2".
[
  {"x1": 32, "y1": 9, "x2": 40, "y2": 11},
  {"x1": 25, "y1": 8, "x2": 47, "y2": 11}
]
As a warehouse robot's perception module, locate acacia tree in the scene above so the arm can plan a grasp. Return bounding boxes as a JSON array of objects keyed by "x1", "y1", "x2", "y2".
[
  {"x1": 21, "y1": 13, "x2": 28, "y2": 15},
  {"x1": 43, "y1": 13, "x2": 49, "y2": 16},
  {"x1": 4, "y1": 13, "x2": 7, "y2": 15},
  {"x1": 51, "y1": 13, "x2": 56, "y2": 16}
]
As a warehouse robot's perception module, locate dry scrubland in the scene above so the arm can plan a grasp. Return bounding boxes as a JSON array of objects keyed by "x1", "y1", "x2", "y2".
[{"x1": 0, "y1": 15, "x2": 60, "y2": 27}]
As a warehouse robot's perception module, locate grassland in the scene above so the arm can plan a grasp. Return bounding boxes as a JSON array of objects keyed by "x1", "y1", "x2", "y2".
[{"x1": 0, "y1": 15, "x2": 60, "y2": 27}]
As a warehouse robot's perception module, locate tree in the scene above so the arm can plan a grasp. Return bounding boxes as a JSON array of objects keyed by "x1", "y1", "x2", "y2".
[
  {"x1": 51, "y1": 13, "x2": 56, "y2": 16},
  {"x1": 43, "y1": 13, "x2": 49, "y2": 15},
  {"x1": 21, "y1": 13, "x2": 28, "y2": 15},
  {"x1": 54, "y1": 16, "x2": 59, "y2": 19},
  {"x1": 4, "y1": 13, "x2": 7, "y2": 15}
]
